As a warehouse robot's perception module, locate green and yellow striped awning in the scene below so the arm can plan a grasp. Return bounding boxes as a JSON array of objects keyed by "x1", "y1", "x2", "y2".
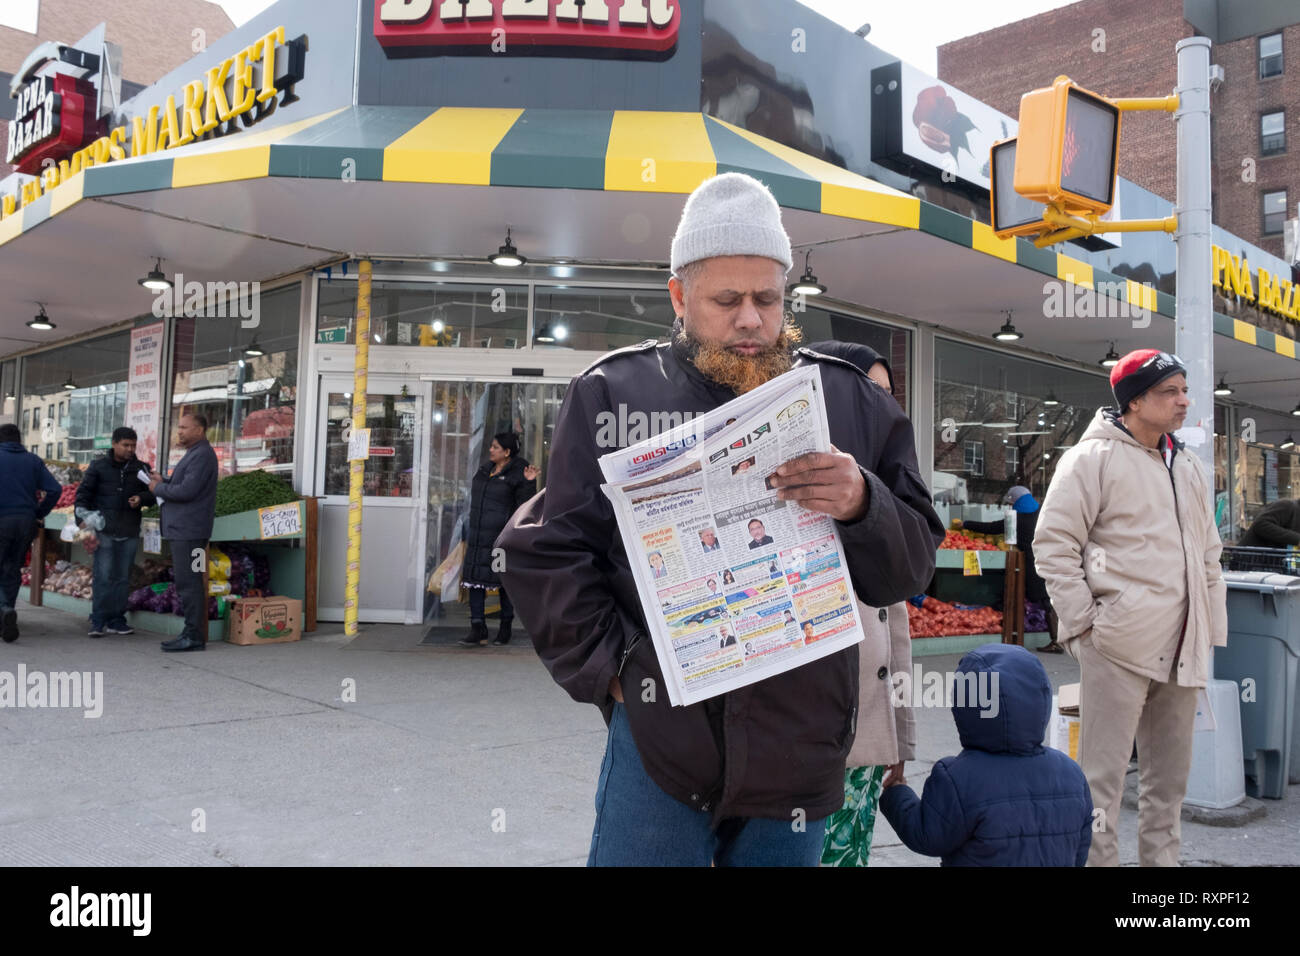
[{"x1": 1, "y1": 105, "x2": 1293, "y2": 363}]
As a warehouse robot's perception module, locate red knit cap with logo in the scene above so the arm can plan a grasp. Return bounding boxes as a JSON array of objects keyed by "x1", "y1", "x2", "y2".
[{"x1": 1109, "y1": 349, "x2": 1187, "y2": 410}]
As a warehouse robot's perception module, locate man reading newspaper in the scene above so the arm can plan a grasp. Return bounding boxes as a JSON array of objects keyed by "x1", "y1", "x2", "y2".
[{"x1": 498, "y1": 173, "x2": 943, "y2": 867}]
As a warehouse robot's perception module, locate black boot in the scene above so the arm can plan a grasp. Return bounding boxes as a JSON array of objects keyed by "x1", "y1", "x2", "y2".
[
  {"x1": 458, "y1": 621, "x2": 489, "y2": 647},
  {"x1": 492, "y1": 619, "x2": 512, "y2": 646}
]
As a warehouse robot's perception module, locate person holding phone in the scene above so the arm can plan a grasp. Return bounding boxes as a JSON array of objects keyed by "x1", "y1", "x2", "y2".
[{"x1": 76, "y1": 426, "x2": 156, "y2": 637}]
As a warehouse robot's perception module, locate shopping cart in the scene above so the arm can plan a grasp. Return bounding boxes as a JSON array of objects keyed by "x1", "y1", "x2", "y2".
[{"x1": 1220, "y1": 545, "x2": 1300, "y2": 574}]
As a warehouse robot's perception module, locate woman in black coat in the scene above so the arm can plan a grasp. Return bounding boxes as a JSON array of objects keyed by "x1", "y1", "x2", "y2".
[{"x1": 458, "y1": 432, "x2": 537, "y2": 646}]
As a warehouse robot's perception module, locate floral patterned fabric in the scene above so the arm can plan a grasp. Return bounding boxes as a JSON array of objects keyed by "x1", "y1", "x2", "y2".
[{"x1": 820, "y1": 765, "x2": 886, "y2": 867}]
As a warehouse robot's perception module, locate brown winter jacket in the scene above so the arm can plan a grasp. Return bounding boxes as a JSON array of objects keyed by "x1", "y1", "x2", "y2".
[
  {"x1": 1033, "y1": 408, "x2": 1228, "y2": 688},
  {"x1": 497, "y1": 337, "x2": 943, "y2": 823}
]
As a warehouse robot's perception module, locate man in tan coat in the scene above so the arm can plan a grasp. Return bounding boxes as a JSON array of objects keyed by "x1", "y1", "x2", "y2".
[{"x1": 1034, "y1": 350, "x2": 1227, "y2": 867}]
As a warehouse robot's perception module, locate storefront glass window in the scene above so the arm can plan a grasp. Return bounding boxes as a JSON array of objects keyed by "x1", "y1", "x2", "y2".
[
  {"x1": 321, "y1": 391, "x2": 419, "y2": 497},
  {"x1": 1, "y1": 360, "x2": 16, "y2": 422},
  {"x1": 790, "y1": 304, "x2": 911, "y2": 412},
  {"x1": 423, "y1": 379, "x2": 565, "y2": 628},
  {"x1": 531, "y1": 287, "x2": 673, "y2": 352},
  {"x1": 1242, "y1": 443, "x2": 1299, "y2": 528},
  {"x1": 170, "y1": 283, "x2": 300, "y2": 482},
  {"x1": 21, "y1": 331, "x2": 131, "y2": 476},
  {"x1": 317, "y1": 280, "x2": 527, "y2": 349},
  {"x1": 934, "y1": 339, "x2": 1113, "y2": 510}
]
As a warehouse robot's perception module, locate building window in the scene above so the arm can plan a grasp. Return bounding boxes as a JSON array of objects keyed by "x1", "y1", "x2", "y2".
[
  {"x1": 934, "y1": 338, "x2": 1113, "y2": 507},
  {"x1": 44, "y1": 444, "x2": 52, "y2": 459},
  {"x1": 1259, "y1": 33, "x2": 1283, "y2": 79},
  {"x1": 1261, "y1": 110, "x2": 1286, "y2": 155},
  {"x1": 56, "y1": 441, "x2": 63, "y2": 459},
  {"x1": 1263, "y1": 189, "x2": 1287, "y2": 235},
  {"x1": 30, "y1": 445, "x2": 36, "y2": 453}
]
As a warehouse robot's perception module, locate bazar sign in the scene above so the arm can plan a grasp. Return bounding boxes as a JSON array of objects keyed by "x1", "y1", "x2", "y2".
[
  {"x1": 375, "y1": 0, "x2": 679, "y2": 52},
  {"x1": 0, "y1": 26, "x2": 305, "y2": 222},
  {"x1": 1213, "y1": 244, "x2": 1300, "y2": 324},
  {"x1": 6, "y1": 73, "x2": 98, "y2": 175}
]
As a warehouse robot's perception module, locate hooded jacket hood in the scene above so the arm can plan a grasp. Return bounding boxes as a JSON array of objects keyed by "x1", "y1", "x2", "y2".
[
  {"x1": 952, "y1": 643, "x2": 1051, "y2": 756},
  {"x1": 2, "y1": 441, "x2": 28, "y2": 453}
]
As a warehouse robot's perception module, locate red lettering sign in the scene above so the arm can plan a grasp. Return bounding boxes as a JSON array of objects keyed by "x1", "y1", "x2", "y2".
[
  {"x1": 374, "y1": 0, "x2": 680, "y2": 53},
  {"x1": 11, "y1": 73, "x2": 99, "y2": 176}
]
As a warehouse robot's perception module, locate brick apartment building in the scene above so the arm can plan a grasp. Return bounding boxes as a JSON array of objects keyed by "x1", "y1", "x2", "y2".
[
  {"x1": 1, "y1": 0, "x2": 235, "y2": 179},
  {"x1": 939, "y1": 0, "x2": 1300, "y2": 261}
]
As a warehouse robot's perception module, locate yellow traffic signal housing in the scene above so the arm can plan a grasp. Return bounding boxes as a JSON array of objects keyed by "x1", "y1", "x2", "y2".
[
  {"x1": 1013, "y1": 75, "x2": 1120, "y2": 214},
  {"x1": 990, "y1": 138, "x2": 1053, "y2": 238}
]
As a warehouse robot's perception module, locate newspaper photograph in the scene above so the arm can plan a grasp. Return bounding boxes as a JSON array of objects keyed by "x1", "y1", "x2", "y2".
[{"x1": 599, "y1": 365, "x2": 866, "y2": 707}]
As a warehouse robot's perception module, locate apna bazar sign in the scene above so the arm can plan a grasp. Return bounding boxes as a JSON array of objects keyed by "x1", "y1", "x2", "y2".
[
  {"x1": 1, "y1": 26, "x2": 305, "y2": 222},
  {"x1": 375, "y1": 0, "x2": 680, "y2": 53},
  {"x1": 1213, "y1": 244, "x2": 1300, "y2": 325}
]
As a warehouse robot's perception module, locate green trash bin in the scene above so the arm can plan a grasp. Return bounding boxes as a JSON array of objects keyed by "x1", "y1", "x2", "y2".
[{"x1": 1215, "y1": 571, "x2": 1300, "y2": 799}]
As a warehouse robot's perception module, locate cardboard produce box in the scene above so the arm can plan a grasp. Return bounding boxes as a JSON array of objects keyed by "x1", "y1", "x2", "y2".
[
  {"x1": 228, "y1": 597, "x2": 301, "y2": 646},
  {"x1": 1047, "y1": 683, "x2": 1081, "y2": 761}
]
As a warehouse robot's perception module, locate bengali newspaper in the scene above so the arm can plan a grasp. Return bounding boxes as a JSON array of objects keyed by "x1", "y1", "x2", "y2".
[{"x1": 599, "y1": 365, "x2": 866, "y2": 707}]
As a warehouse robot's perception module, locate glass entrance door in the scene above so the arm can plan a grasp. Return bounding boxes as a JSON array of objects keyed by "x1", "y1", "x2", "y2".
[
  {"x1": 315, "y1": 376, "x2": 429, "y2": 623},
  {"x1": 422, "y1": 378, "x2": 568, "y2": 632}
]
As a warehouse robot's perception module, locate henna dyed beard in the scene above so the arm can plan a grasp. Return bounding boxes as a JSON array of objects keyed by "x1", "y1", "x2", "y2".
[{"x1": 675, "y1": 317, "x2": 803, "y2": 394}]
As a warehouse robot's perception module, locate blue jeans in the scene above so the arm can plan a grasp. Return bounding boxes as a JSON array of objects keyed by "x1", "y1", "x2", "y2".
[
  {"x1": 587, "y1": 702, "x2": 827, "y2": 867},
  {"x1": 91, "y1": 535, "x2": 138, "y2": 628}
]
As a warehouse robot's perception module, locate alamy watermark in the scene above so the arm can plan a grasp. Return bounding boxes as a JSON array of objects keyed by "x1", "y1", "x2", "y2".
[
  {"x1": 1043, "y1": 278, "x2": 1150, "y2": 329},
  {"x1": 152, "y1": 273, "x2": 260, "y2": 328},
  {"x1": 0, "y1": 665, "x2": 103, "y2": 718},
  {"x1": 890, "y1": 664, "x2": 1000, "y2": 718},
  {"x1": 595, "y1": 403, "x2": 703, "y2": 449}
]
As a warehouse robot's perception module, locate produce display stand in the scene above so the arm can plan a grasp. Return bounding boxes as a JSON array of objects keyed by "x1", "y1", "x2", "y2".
[
  {"x1": 205, "y1": 497, "x2": 319, "y2": 632},
  {"x1": 25, "y1": 498, "x2": 318, "y2": 638},
  {"x1": 910, "y1": 547, "x2": 1040, "y2": 657}
]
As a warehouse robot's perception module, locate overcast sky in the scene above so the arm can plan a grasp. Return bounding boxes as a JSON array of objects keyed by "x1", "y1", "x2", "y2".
[{"x1": 217, "y1": 0, "x2": 1080, "y2": 74}]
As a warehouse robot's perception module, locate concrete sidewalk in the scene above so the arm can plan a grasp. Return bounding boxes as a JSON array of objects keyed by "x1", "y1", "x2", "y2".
[{"x1": 0, "y1": 603, "x2": 1294, "y2": 866}]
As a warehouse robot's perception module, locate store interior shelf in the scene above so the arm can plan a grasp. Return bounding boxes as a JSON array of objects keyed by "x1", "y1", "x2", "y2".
[
  {"x1": 934, "y1": 549, "x2": 1007, "y2": 570},
  {"x1": 912, "y1": 632, "x2": 1051, "y2": 657}
]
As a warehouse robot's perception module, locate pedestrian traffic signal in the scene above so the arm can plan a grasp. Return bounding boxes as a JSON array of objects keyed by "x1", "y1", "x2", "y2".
[
  {"x1": 990, "y1": 138, "x2": 1052, "y2": 238},
  {"x1": 1013, "y1": 76, "x2": 1120, "y2": 214}
]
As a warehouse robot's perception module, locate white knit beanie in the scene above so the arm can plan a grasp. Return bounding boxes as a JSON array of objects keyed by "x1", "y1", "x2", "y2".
[{"x1": 670, "y1": 172, "x2": 793, "y2": 275}]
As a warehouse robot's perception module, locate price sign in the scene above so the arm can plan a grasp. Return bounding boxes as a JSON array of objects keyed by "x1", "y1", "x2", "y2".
[
  {"x1": 142, "y1": 518, "x2": 162, "y2": 555},
  {"x1": 258, "y1": 503, "x2": 302, "y2": 539},
  {"x1": 963, "y1": 550, "x2": 982, "y2": 576},
  {"x1": 347, "y1": 427, "x2": 371, "y2": 461}
]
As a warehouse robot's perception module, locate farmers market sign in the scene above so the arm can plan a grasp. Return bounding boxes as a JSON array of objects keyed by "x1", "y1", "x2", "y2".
[
  {"x1": 1, "y1": 26, "x2": 306, "y2": 222},
  {"x1": 374, "y1": 0, "x2": 680, "y2": 54}
]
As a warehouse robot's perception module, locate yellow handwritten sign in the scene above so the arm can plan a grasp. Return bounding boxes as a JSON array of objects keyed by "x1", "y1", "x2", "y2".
[{"x1": 963, "y1": 550, "x2": 982, "y2": 576}]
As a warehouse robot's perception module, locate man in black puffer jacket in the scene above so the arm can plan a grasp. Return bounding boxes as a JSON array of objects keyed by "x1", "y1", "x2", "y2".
[
  {"x1": 75, "y1": 427, "x2": 156, "y2": 636},
  {"x1": 498, "y1": 173, "x2": 943, "y2": 866}
]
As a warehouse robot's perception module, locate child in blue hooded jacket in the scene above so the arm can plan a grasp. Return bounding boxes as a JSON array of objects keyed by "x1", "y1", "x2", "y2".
[{"x1": 879, "y1": 643, "x2": 1093, "y2": 866}]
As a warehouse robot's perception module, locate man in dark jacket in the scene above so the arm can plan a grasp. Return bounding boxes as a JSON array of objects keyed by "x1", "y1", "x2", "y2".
[
  {"x1": 75, "y1": 426, "x2": 156, "y2": 637},
  {"x1": 0, "y1": 423, "x2": 61, "y2": 643},
  {"x1": 880, "y1": 643, "x2": 1093, "y2": 866},
  {"x1": 497, "y1": 173, "x2": 943, "y2": 866},
  {"x1": 146, "y1": 413, "x2": 218, "y2": 652},
  {"x1": 1239, "y1": 498, "x2": 1300, "y2": 549}
]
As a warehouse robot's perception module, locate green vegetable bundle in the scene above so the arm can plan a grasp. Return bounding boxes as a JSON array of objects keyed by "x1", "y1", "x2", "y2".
[{"x1": 214, "y1": 470, "x2": 299, "y2": 517}]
